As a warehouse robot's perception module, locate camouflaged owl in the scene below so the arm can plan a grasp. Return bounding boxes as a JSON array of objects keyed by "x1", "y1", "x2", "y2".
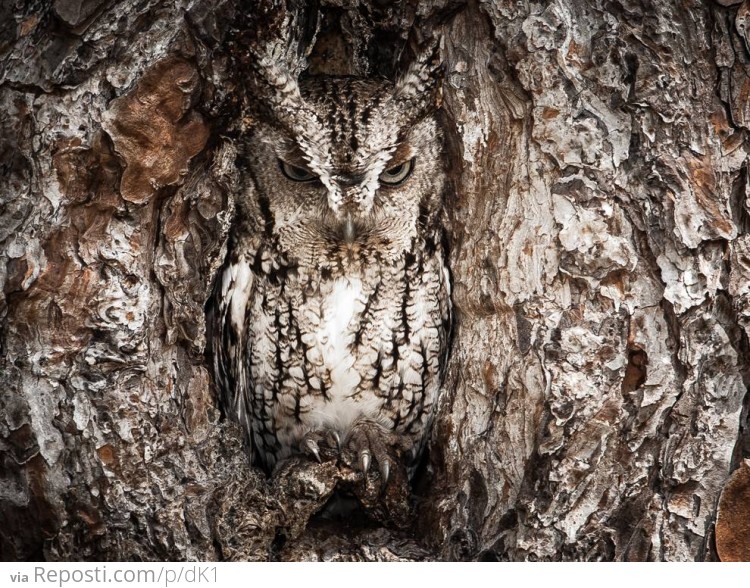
[{"x1": 210, "y1": 35, "x2": 451, "y2": 486}]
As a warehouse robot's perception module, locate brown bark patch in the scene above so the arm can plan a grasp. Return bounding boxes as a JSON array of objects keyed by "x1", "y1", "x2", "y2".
[
  {"x1": 716, "y1": 460, "x2": 750, "y2": 561},
  {"x1": 96, "y1": 444, "x2": 118, "y2": 470},
  {"x1": 102, "y1": 58, "x2": 210, "y2": 204},
  {"x1": 683, "y1": 150, "x2": 735, "y2": 238},
  {"x1": 621, "y1": 347, "x2": 648, "y2": 393},
  {"x1": 52, "y1": 133, "x2": 121, "y2": 205},
  {"x1": 18, "y1": 13, "x2": 41, "y2": 36}
]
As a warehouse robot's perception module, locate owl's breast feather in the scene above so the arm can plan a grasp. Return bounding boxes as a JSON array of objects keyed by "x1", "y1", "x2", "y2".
[{"x1": 306, "y1": 276, "x2": 382, "y2": 433}]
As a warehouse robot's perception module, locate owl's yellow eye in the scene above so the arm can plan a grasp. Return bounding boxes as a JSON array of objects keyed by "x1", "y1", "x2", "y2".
[
  {"x1": 279, "y1": 159, "x2": 317, "y2": 182},
  {"x1": 379, "y1": 158, "x2": 414, "y2": 186}
]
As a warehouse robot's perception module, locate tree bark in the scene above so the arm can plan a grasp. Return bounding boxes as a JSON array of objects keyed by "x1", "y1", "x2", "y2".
[{"x1": 1, "y1": 0, "x2": 749, "y2": 562}]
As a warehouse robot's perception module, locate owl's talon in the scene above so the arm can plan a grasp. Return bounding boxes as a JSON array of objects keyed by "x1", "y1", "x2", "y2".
[
  {"x1": 380, "y1": 459, "x2": 390, "y2": 485},
  {"x1": 359, "y1": 449, "x2": 371, "y2": 475},
  {"x1": 304, "y1": 438, "x2": 322, "y2": 463},
  {"x1": 345, "y1": 421, "x2": 402, "y2": 490},
  {"x1": 332, "y1": 431, "x2": 341, "y2": 450}
]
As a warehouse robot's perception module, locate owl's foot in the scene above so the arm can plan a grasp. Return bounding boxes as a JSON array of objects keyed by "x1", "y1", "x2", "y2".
[
  {"x1": 335, "y1": 420, "x2": 413, "y2": 528},
  {"x1": 345, "y1": 420, "x2": 412, "y2": 488},
  {"x1": 299, "y1": 429, "x2": 340, "y2": 463}
]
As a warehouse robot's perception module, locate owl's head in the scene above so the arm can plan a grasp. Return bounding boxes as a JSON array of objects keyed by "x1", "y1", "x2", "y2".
[{"x1": 240, "y1": 45, "x2": 446, "y2": 267}]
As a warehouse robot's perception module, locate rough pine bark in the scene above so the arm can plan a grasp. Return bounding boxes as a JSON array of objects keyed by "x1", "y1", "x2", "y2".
[{"x1": 1, "y1": 0, "x2": 749, "y2": 562}]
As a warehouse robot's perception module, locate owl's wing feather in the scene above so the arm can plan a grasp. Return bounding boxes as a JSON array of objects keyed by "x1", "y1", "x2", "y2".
[{"x1": 210, "y1": 255, "x2": 256, "y2": 458}]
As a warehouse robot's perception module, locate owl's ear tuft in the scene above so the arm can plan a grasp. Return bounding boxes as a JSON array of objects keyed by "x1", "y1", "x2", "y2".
[
  {"x1": 393, "y1": 36, "x2": 444, "y2": 119},
  {"x1": 235, "y1": 1, "x2": 320, "y2": 126}
]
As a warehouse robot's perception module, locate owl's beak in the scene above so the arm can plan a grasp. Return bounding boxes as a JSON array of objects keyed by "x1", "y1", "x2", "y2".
[
  {"x1": 343, "y1": 212, "x2": 356, "y2": 243},
  {"x1": 331, "y1": 181, "x2": 366, "y2": 243}
]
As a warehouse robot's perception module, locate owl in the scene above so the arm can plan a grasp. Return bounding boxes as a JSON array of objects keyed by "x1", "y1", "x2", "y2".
[{"x1": 210, "y1": 40, "x2": 451, "y2": 486}]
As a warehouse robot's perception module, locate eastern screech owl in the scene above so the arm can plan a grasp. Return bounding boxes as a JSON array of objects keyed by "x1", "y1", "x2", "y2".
[{"x1": 210, "y1": 44, "x2": 451, "y2": 485}]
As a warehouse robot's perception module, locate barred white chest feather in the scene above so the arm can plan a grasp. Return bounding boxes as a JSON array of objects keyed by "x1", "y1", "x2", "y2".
[
  {"x1": 210, "y1": 47, "x2": 451, "y2": 477},
  {"x1": 312, "y1": 277, "x2": 366, "y2": 428},
  {"x1": 239, "y1": 248, "x2": 450, "y2": 469}
]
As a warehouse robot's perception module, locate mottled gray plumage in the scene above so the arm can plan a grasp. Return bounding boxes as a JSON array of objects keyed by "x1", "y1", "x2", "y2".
[{"x1": 211, "y1": 41, "x2": 451, "y2": 480}]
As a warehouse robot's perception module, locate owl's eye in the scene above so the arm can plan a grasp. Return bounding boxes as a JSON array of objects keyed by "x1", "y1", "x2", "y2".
[
  {"x1": 379, "y1": 158, "x2": 414, "y2": 186},
  {"x1": 279, "y1": 159, "x2": 317, "y2": 182}
]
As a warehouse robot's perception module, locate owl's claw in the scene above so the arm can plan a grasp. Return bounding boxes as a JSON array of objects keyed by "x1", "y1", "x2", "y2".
[
  {"x1": 347, "y1": 421, "x2": 398, "y2": 489},
  {"x1": 380, "y1": 458, "x2": 390, "y2": 486},
  {"x1": 298, "y1": 428, "x2": 345, "y2": 465},
  {"x1": 359, "y1": 449, "x2": 371, "y2": 474},
  {"x1": 304, "y1": 437, "x2": 322, "y2": 463}
]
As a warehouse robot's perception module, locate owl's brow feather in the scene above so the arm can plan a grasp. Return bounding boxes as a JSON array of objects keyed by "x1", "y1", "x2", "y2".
[
  {"x1": 385, "y1": 142, "x2": 413, "y2": 167},
  {"x1": 277, "y1": 144, "x2": 310, "y2": 167}
]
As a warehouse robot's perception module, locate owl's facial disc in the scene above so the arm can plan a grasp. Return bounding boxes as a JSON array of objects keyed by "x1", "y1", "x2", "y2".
[{"x1": 246, "y1": 75, "x2": 444, "y2": 261}]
